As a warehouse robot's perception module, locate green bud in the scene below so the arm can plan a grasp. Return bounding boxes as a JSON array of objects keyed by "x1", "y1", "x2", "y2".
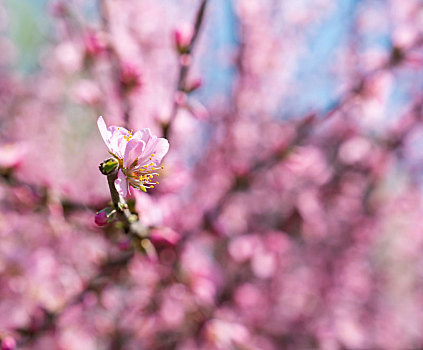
[{"x1": 99, "y1": 158, "x2": 119, "y2": 175}]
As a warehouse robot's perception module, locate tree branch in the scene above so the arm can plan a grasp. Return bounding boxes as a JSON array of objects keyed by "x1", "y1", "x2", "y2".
[
  {"x1": 106, "y1": 168, "x2": 149, "y2": 240},
  {"x1": 163, "y1": 0, "x2": 208, "y2": 139}
]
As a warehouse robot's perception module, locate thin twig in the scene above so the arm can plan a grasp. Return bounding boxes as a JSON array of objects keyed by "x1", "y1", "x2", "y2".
[
  {"x1": 106, "y1": 169, "x2": 149, "y2": 239},
  {"x1": 163, "y1": 0, "x2": 208, "y2": 139}
]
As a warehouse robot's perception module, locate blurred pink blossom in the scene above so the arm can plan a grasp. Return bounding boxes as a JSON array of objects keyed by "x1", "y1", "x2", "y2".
[
  {"x1": 150, "y1": 227, "x2": 180, "y2": 248},
  {"x1": 71, "y1": 79, "x2": 101, "y2": 105},
  {"x1": 0, "y1": 143, "x2": 26, "y2": 169},
  {"x1": 83, "y1": 30, "x2": 107, "y2": 57},
  {"x1": 119, "y1": 62, "x2": 142, "y2": 92},
  {"x1": 0, "y1": 337, "x2": 16, "y2": 350}
]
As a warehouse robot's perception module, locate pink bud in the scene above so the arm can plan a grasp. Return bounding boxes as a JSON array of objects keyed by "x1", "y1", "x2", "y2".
[
  {"x1": 1, "y1": 336, "x2": 16, "y2": 350},
  {"x1": 84, "y1": 31, "x2": 107, "y2": 57},
  {"x1": 94, "y1": 208, "x2": 110, "y2": 226},
  {"x1": 94, "y1": 210, "x2": 108, "y2": 226},
  {"x1": 120, "y1": 62, "x2": 142, "y2": 92},
  {"x1": 185, "y1": 77, "x2": 202, "y2": 93},
  {"x1": 95, "y1": 208, "x2": 116, "y2": 226},
  {"x1": 173, "y1": 24, "x2": 194, "y2": 54}
]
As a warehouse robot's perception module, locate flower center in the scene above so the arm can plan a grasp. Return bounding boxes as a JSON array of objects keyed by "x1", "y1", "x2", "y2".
[
  {"x1": 123, "y1": 129, "x2": 134, "y2": 142},
  {"x1": 125, "y1": 153, "x2": 164, "y2": 191}
]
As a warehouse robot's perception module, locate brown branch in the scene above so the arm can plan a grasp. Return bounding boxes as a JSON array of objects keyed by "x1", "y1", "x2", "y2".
[
  {"x1": 0, "y1": 170, "x2": 98, "y2": 214},
  {"x1": 105, "y1": 168, "x2": 149, "y2": 240}
]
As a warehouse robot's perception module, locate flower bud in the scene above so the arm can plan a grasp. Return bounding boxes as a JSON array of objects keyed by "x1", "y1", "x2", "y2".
[
  {"x1": 99, "y1": 158, "x2": 118, "y2": 175},
  {"x1": 1, "y1": 336, "x2": 16, "y2": 350},
  {"x1": 95, "y1": 211, "x2": 108, "y2": 226},
  {"x1": 84, "y1": 31, "x2": 107, "y2": 58},
  {"x1": 183, "y1": 77, "x2": 202, "y2": 93},
  {"x1": 173, "y1": 24, "x2": 194, "y2": 54},
  {"x1": 120, "y1": 62, "x2": 142, "y2": 92},
  {"x1": 95, "y1": 207, "x2": 116, "y2": 226}
]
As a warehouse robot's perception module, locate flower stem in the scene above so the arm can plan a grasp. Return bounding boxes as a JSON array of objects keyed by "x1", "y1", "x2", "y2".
[{"x1": 106, "y1": 168, "x2": 149, "y2": 239}]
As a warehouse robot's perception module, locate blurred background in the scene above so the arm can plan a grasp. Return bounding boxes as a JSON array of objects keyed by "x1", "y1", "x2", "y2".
[{"x1": 2, "y1": 0, "x2": 423, "y2": 349}]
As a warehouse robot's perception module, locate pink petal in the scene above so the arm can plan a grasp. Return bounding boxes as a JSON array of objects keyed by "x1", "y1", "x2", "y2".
[
  {"x1": 97, "y1": 116, "x2": 112, "y2": 146},
  {"x1": 133, "y1": 128, "x2": 152, "y2": 144},
  {"x1": 97, "y1": 116, "x2": 129, "y2": 158},
  {"x1": 137, "y1": 137, "x2": 169, "y2": 166},
  {"x1": 109, "y1": 125, "x2": 129, "y2": 136},
  {"x1": 114, "y1": 169, "x2": 128, "y2": 197},
  {"x1": 123, "y1": 139, "x2": 146, "y2": 168},
  {"x1": 150, "y1": 138, "x2": 170, "y2": 165}
]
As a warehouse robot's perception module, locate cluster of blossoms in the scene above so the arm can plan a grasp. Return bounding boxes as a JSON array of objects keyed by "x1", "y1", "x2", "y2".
[{"x1": 97, "y1": 116, "x2": 169, "y2": 197}]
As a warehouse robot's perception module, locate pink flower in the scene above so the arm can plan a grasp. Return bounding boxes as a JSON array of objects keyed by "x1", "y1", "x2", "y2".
[
  {"x1": 150, "y1": 227, "x2": 180, "y2": 248},
  {"x1": 97, "y1": 116, "x2": 169, "y2": 197}
]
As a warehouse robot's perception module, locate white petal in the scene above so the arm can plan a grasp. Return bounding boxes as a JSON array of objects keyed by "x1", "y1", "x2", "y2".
[{"x1": 97, "y1": 116, "x2": 112, "y2": 147}]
